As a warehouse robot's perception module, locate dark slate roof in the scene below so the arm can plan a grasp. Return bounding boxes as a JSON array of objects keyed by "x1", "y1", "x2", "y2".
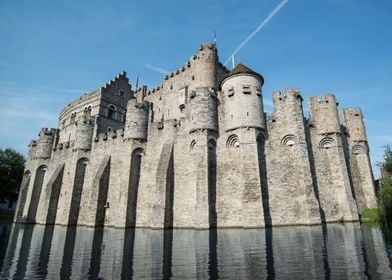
[{"x1": 221, "y1": 63, "x2": 264, "y2": 86}]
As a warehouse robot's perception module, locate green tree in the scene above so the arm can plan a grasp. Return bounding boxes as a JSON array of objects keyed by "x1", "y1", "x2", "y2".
[
  {"x1": 379, "y1": 146, "x2": 392, "y2": 232},
  {"x1": 0, "y1": 148, "x2": 25, "y2": 203},
  {"x1": 383, "y1": 145, "x2": 392, "y2": 173}
]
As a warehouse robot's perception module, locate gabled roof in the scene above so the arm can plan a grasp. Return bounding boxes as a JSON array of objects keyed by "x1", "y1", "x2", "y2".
[{"x1": 221, "y1": 63, "x2": 264, "y2": 86}]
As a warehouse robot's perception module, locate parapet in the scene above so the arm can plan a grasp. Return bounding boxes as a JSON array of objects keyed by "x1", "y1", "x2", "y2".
[
  {"x1": 39, "y1": 128, "x2": 57, "y2": 137},
  {"x1": 342, "y1": 108, "x2": 367, "y2": 142},
  {"x1": 308, "y1": 94, "x2": 341, "y2": 135},
  {"x1": 309, "y1": 93, "x2": 338, "y2": 108},
  {"x1": 272, "y1": 88, "x2": 303, "y2": 104}
]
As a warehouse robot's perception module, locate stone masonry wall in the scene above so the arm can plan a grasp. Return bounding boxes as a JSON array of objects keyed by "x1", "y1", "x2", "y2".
[
  {"x1": 15, "y1": 43, "x2": 377, "y2": 229},
  {"x1": 308, "y1": 95, "x2": 359, "y2": 222}
]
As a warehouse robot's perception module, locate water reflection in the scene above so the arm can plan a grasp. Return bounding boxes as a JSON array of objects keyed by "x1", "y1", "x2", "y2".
[{"x1": 1, "y1": 222, "x2": 392, "y2": 279}]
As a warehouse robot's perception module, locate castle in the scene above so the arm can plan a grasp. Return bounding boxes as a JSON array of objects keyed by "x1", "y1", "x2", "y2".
[{"x1": 14, "y1": 43, "x2": 377, "y2": 228}]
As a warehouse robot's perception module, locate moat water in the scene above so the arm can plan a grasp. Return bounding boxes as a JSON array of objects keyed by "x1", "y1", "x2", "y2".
[{"x1": 0, "y1": 221, "x2": 391, "y2": 279}]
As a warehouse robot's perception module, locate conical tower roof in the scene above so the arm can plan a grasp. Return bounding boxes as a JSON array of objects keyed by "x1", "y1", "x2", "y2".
[{"x1": 221, "y1": 63, "x2": 264, "y2": 86}]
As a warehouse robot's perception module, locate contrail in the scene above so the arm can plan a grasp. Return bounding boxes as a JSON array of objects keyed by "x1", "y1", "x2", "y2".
[
  {"x1": 138, "y1": 62, "x2": 169, "y2": 75},
  {"x1": 224, "y1": 0, "x2": 289, "y2": 65}
]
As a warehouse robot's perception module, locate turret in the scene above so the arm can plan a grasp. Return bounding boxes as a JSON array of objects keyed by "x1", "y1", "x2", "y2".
[
  {"x1": 189, "y1": 87, "x2": 218, "y2": 132},
  {"x1": 309, "y1": 94, "x2": 341, "y2": 135},
  {"x1": 194, "y1": 43, "x2": 218, "y2": 88},
  {"x1": 342, "y1": 108, "x2": 367, "y2": 143},
  {"x1": 271, "y1": 88, "x2": 304, "y2": 137},
  {"x1": 74, "y1": 116, "x2": 94, "y2": 151},
  {"x1": 221, "y1": 64, "x2": 265, "y2": 132},
  {"x1": 34, "y1": 128, "x2": 56, "y2": 159},
  {"x1": 342, "y1": 109, "x2": 376, "y2": 210},
  {"x1": 124, "y1": 99, "x2": 149, "y2": 140}
]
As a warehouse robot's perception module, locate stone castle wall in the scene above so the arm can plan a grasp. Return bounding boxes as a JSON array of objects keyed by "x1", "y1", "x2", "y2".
[{"x1": 14, "y1": 43, "x2": 377, "y2": 229}]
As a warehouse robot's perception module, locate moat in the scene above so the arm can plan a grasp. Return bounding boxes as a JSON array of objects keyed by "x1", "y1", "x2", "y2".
[{"x1": 1, "y1": 221, "x2": 391, "y2": 279}]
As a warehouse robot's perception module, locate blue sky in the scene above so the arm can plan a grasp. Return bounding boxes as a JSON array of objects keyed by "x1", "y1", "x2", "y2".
[{"x1": 0, "y1": 0, "x2": 391, "y2": 177}]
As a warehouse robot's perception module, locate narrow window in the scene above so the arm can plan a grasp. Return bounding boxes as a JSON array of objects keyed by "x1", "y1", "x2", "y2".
[
  {"x1": 242, "y1": 85, "x2": 251, "y2": 94},
  {"x1": 70, "y1": 113, "x2": 76, "y2": 124},
  {"x1": 228, "y1": 87, "x2": 234, "y2": 97},
  {"x1": 108, "y1": 105, "x2": 116, "y2": 120}
]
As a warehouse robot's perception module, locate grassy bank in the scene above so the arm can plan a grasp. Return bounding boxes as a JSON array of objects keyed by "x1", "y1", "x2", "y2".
[{"x1": 360, "y1": 208, "x2": 379, "y2": 221}]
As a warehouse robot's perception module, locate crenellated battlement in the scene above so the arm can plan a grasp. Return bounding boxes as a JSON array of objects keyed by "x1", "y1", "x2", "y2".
[
  {"x1": 136, "y1": 43, "x2": 224, "y2": 101},
  {"x1": 94, "y1": 128, "x2": 125, "y2": 142},
  {"x1": 342, "y1": 108, "x2": 363, "y2": 119},
  {"x1": 100, "y1": 70, "x2": 129, "y2": 92},
  {"x1": 309, "y1": 93, "x2": 338, "y2": 107},
  {"x1": 39, "y1": 127, "x2": 57, "y2": 137},
  {"x1": 272, "y1": 88, "x2": 302, "y2": 104}
]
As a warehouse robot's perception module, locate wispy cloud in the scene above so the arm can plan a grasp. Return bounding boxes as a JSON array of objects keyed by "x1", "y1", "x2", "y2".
[
  {"x1": 224, "y1": 0, "x2": 289, "y2": 65},
  {"x1": 136, "y1": 62, "x2": 169, "y2": 75},
  {"x1": 0, "y1": 81, "x2": 85, "y2": 155}
]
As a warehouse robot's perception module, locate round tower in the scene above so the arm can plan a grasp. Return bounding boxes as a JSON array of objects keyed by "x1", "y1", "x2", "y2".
[
  {"x1": 74, "y1": 116, "x2": 94, "y2": 150},
  {"x1": 194, "y1": 43, "x2": 218, "y2": 88},
  {"x1": 189, "y1": 87, "x2": 218, "y2": 132},
  {"x1": 35, "y1": 128, "x2": 56, "y2": 159},
  {"x1": 124, "y1": 99, "x2": 149, "y2": 140},
  {"x1": 221, "y1": 64, "x2": 265, "y2": 132}
]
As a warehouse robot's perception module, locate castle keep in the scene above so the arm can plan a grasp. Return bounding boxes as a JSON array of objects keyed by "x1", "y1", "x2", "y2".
[{"x1": 14, "y1": 43, "x2": 377, "y2": 228}]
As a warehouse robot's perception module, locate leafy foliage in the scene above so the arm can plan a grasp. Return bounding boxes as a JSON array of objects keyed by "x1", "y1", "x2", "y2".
[
  {"x1": 384, "y1": 145, "x2": 392, "y2": 173},
  {"x1": 379, "y1": 146, "x2": 392, "y2": 236},
  {"x1": 0, "y1": 148, "x2": 25, "y2": 202},
  {"x1": 379, "y1": 178, "x2": 392, "y2": 223}
]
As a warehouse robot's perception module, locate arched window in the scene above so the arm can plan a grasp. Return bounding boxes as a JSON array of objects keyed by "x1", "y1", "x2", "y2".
[
  {"x1": 108, "y1": 105, "x2": 116, "y2": 120},
  {"x1": 70, "y1": 112, "x2": 77, "y2": 124},
  {"x1": 84, "y1": 106, "x2": 92, "y2": 118}
]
